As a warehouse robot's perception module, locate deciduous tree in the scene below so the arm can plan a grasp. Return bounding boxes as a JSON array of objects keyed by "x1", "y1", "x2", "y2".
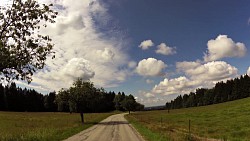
[{"x1": 0, "y1": 0, "x2": 57, "y2": 83}]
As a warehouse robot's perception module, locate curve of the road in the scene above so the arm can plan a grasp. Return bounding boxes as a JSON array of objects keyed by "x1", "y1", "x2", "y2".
[{"x1": 63, "y1": 113, "x2": 145, "y2": 141}]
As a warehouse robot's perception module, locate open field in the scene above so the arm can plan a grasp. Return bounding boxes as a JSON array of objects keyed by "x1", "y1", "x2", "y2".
[
  {"x1": 0, "y1": 112, "x2": 114, "y2": 141},
  {"x1": 126, "y1": 97, "x2": 250, "y2": 141}
]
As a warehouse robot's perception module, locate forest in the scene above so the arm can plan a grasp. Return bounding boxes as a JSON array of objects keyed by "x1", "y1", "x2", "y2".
[
  {"x1": 0, "y1": 79, "x2": 144, "y2": 113},
  {"x1": 166, "y1": 74, "x2": 250, "y2": 109}
]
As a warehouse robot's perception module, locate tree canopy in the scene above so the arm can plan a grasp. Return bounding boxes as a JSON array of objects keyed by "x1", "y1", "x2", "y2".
[{"x1": 0, "y1": 0, "x2": 57, "y2": 83}]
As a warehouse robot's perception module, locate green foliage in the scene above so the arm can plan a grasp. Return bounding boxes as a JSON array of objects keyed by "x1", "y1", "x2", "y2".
[
  {"x1": 128, "y1": 97, "x2": 250, "y2": 140},
  {"x1": 0, "y1": 83, "x2": 47, "y2": 112},
  {"x1": 68, "y1": 79, "x2": 96, "y2": 113},
  {"x1": 0, "y1": 0, "x2": 57, "y2": 83},
  {"x1": 56, "y1": 79, "x2": 117, "y2": 113},
  {"x1": 44, "y1": 92, "x2": 57, "y2": 112},
  {"x1": 113, "y1": 92, "x2": 125, "y2": 111},
  {"x1": 121, "y1": 94, "x2": 136, "y2": 114},
  {"x1": 0, "y1": 80, "x2": 144, "y2": 113}
]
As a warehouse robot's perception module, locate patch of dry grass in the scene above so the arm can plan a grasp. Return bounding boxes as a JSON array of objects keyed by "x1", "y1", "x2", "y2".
[{"x1": 0, "y1": 112, "x2": 113, "y2": 141}]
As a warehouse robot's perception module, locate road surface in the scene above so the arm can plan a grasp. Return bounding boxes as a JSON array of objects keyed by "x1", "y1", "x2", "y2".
[{"x1": 64, "y1": 113, "x2": 145, "y2": 141}]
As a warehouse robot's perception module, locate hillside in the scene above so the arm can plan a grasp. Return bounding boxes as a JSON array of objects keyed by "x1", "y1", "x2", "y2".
[{"x1": 126, "y1": 97, "x2": 250, "y2": 141}]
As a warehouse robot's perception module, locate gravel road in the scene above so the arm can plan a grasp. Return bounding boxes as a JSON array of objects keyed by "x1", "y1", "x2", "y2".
[{"x1": 63, "y1": 113, "x2": 145, "y2": 141}]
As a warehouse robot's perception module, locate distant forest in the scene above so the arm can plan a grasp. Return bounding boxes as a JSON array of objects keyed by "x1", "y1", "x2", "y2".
[
  {"x1": 0, "y1": 82, "x2": 144, "y2": 113},
  {"x1": 166, "y1": 74, "x2": 250, "y2": 109}
]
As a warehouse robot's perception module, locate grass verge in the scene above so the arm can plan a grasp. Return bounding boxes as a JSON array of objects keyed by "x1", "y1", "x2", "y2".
[{"x1": 125, "y1": 114, "x2": 169, "y2": 141}]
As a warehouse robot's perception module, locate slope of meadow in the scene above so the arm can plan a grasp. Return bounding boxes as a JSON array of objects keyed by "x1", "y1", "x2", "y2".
[{"x1": 126, "y1": 97, "x2": 250, "y2": 141}]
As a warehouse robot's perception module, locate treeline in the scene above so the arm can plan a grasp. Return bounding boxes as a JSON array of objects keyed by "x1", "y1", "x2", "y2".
[
  {"x1": 166, "y1": 75, "x2": 250, "y2": 109},
  {"x1": 56, "y1": 79, "x2": 144, "y2": 113},
  {"x1": 0, "y1": 80, "x2": 144, "y2": 113},
  {"x1": 0, "y1": 83, "x2": 51, "y2": 112}
]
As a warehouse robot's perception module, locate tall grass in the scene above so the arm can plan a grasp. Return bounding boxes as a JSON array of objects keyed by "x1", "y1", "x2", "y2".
[
  {"x1": 126, "y1": 97, "x2": 250, "y2": 141},
  {"x1": 0, "y1": 112, "x2": 113, "y2": 141}
]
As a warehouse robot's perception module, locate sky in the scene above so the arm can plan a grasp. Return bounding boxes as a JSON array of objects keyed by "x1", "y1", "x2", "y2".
[{"x1": 1, "y1": 0, "x2": 250, "y2": 107}]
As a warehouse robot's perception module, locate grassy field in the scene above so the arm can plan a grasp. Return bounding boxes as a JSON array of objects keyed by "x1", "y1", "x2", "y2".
[
  {"x1": 126, "y1": 97, "x2": 250, "y2": 141},
  {"x1": 0, "y1": 112, "x2": 114, "y2": 141}
]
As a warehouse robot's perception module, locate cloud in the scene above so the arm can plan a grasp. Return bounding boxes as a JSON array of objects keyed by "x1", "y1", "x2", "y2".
[
  {"x1": 204, "y1": 35, "x2": 247, "y2": 62},
  {"x1": 177, "y1": 61, "x2": 238, "y2": 81},
  {"x1": 138, "y1": 40, "x2": 154, "y2": 50},
  {"x1": 176, "y1": 60, "x2": 201, "y2": 72},
  {"x1": 136, "y1": 90, "x2": 178, "y2": 106},
  {"x1": 155, "y1": 43, "x2": 176, "y2": 55},
  {"x1": 146, "y1": 79, "x2": 154, "y2": 84},
  {"x1": 152, "y1": 61, "x2": 238, "y2": 96},
  {"x1": 152, "y1": 76, "x2": 202, "y2": 95},
  {"x1": 96, "y1": 48, "x2": 115, "y2": 62},
  {"x1": 18, "y1": 0, "x2": 131, "y2": 92},
  {"x1": 136, "y1": 58, "x2": 167, "y2": 76},
  {"x1": 247, "y1": 67, "x2": 250, "y2": 76},
  {"x1": 128, "y1": 61, "x2": 137, "y2": 68},
  {"x1": 61, "y1": 58, "x2": 95, "y2": 80}
]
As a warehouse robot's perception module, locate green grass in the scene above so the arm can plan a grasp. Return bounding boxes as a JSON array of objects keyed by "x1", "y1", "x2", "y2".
[
  {"x1": 0, "y1": 112, "x2": 114, "y2": 141},
  {"x1": 126, "y1": 97, "x2": 250, "y2": 141}
]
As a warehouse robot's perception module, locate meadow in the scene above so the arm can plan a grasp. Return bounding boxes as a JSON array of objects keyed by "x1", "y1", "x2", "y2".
[
  {"x1": 126, "y1": 97, "x2": 250, "y2": 141},
  {"x1": 0, "y1": 112, "x2": 113, "y2": 141}
]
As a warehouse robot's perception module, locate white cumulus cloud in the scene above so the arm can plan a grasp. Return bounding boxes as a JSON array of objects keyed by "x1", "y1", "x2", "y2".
[
  {"x1": 96, "y1": 48, "x2": 115, "y2": 62},
  {"x1": 136, "y1": 58, "x2": 167, "y2": 76},
  {"x1": 61, "y1": 58, "x2": 95, "y2": 80},
  {"x1": 152, "y1": 61, "x2": 238, "y2": 96},
  {"x1": 156, "y1": 43, "x2": 176, "y2": 55},
  {"x1": 177, "y1": 61, "x2": 238, "y2": 82},
  {"x1": 152, "y1": 76, "x2": 202, "y2": 95},
  {"x1": 247, "y1": 67, "x2": 250, "y2": 76},
  {"x1": 138, "y1": 40, "x2": 154, "y2": 50},
  {"x1": 204, "y1": 35, "x2": 247, "y2": 62}
]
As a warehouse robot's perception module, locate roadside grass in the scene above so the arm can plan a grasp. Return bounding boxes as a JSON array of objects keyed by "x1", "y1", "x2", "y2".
[
  {"x1": 0, "y1": 112, "x2": 114, "y2": 141},
  {"x1": 126, "y1": 97, "x2": 250, "y2": 141}
]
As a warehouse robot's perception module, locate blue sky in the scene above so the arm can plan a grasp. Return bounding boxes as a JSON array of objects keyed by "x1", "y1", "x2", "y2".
[
  {"x1": 4, "y1": 0, "x2": 250, "y2": 106},
  {"x1": 103, "y1": 0, "x2": 250, "y2": 105}
]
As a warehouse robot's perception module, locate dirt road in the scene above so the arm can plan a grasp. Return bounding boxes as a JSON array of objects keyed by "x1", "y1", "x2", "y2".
[{"x1": 63, "y1": 113, "x2": 145, "y2": 141}]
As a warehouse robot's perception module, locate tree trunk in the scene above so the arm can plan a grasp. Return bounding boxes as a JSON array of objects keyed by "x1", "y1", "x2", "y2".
[
  {"x1": 80, "y1": 112, "x2": 84, "y2": 124},
  {"x1": 3, "y1": 86, "x2": 8, "y2": 110}
]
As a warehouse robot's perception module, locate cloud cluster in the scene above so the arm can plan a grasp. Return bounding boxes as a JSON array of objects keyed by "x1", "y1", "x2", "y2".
[
  {"x1": 177, "y1": 61, "x2": 238, "y2": 81},
  {"x1": 156, "y1": 43, "x2": 176, "y2": 56},
  {"x1": 152, "y1": 76, "x2": 202, "y2": 95},
  {"x1": 138, "y1": 40, "x2": 154, "y2": 50},
  {"x1": 136, "y1": 58, "x2": 167, "y2": 77},
  {"x1": 152, "y1": 61, "x2": 238, "y2": 96},
  {"x1": 204, "y1": 35, "x2": 247, "y2": 62},
  {"x1": 138, "y1": 40, "x2": 177, "y2": 56},
  {"x1": 18, "y1": 0, "x2": 131, "y2": 92}
]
